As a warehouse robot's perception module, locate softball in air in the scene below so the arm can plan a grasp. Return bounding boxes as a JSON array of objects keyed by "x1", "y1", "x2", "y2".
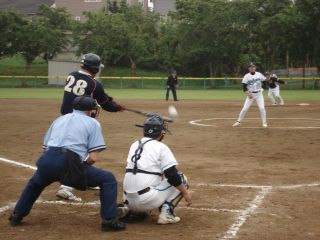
[{"x1": 168, "y1": 105, "x2": 178, "y2": 119}]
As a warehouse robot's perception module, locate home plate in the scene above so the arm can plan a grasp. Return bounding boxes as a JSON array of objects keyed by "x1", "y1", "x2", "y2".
[{"x1": 297, "y1": 103, "x2": 310, "y2": 106}]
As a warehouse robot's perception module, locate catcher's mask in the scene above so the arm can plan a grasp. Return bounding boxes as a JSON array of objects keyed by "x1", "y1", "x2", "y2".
[
  {"x1": 73, "y1": 96, "x2": 100, "y2": 118},
  {"x1": 136, "y1": 115, "x2": 170, "y2": 140},
  {"x1": 80, "y1": 53, "x2": 104, "y2": 75}
]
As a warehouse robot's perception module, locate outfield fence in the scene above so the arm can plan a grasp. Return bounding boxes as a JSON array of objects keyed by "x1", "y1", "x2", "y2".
[{"x1": 0, "y1": 76, "x2": 319, "y2": 90}]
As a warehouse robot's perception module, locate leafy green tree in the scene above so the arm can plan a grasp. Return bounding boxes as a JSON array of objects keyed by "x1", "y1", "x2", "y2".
[
  {"x1": 157, "y1": 18, "x2": 182, "y2": 70},
  {"x1": 18, "y1": 5, "x2": 72, "y2": 85},
  {"x1": 170, "y1": 0, "x2": 251, "y2": 77},
  {"x1": 0, "y1": 10, "x2": 26, "y2": 58},
  {"x1": 248, "y1": 0, "x2": 296, "y2": 71},
  {"x1": 75, "y1": 4, "x2": 159, "y2": 75},
  {"x1": 71, "y1": 0, "x2": 320, "y2": 79},
  {"x1": 294, "y1": 0, "x2": 320, "y2": 77}
]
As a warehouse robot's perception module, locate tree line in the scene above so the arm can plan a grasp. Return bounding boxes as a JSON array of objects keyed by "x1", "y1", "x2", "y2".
[{"x1": 0, "y1": 0, "x2": 319, "y2": 77}]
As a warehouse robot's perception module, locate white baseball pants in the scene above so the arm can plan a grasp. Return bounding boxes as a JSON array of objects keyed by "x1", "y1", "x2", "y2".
[
  {"x1": 268, "y1": 86, "x2": 284, "y2": 105},
  {"x1": 237, "y1": 91, "x2": 267, "y2": 124},
  {"x1": 124, "y1": 179, "x2": 181, "y2": 213}
]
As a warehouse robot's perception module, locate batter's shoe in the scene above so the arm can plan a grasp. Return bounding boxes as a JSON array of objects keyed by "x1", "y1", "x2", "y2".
[
  {"x1": 157, "y1": 204, "x2": 181, "y2": 225},
  {"x1": 272, "y1": 103, "x2": 277, "y2": 106},
  {"x1": 262, "y1": 123, "x2": 268, "y2": 128},
  {"x1": 101, "y1": 218, "x2": 126, "y2": 232},
  {"x1": 232, "y1": 121, "x2": 241, "y2": 127},
  {"x1": 280, "y1": 102, "x2": 284, "y2": 106},
  {"x1": 9, "y1": 214, "x2": 22, "y2": 226},
  {"x1": 56, "y1": 187, "x2": 82, "y2": 202}
]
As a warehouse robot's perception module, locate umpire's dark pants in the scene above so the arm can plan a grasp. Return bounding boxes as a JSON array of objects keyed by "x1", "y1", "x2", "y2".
[
  {"x1": 12, "y1": 148, "x2": 118, "y2": 220},
  {"x1": 166, "y1": 85, "x2": 178, "y2": 101}
]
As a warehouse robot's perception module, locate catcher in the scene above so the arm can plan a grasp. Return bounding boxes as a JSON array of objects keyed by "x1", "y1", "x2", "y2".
[{"x1": 122, "y1": 115, "x2": 192, "y2": 224}]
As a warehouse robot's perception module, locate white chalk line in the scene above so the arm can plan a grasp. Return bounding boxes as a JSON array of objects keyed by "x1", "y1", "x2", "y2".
[
  {"x1": 0, "y1": 157, "x2": 37, "y2": 170},
  {"x1": 219, "y1": 187, "x2": 272, "y2": 240},
  {"x1": 179, "y1": 206, "x2": 241, "y2": 213},
  {"x1": 195, "y1": 182, "x2": 320, "y2": 190},
  {"x1": 0, "y1": 200, "x2": 240, "y2": 215},
  {"x1": 1, "y1": 156, "x2": 319, "y2": 191},
  {"x1": 42, "y1": 200, "x2": 241, "y2": 213},
  {"x1": 39, "y1": 200, "x2": 100, "y2": 206},
  {"x1": 189, "y1": 117, "x2": 320, "y2": 129},
  {"x1": 0, "y1": 157, "x2": 241, "y2": 215},
  {"x1": 0, "y1": 203, "x2": 15, "y2": 214},
  {"x1": 1, "y1": 156, "x2": 320, "y2": 239}
]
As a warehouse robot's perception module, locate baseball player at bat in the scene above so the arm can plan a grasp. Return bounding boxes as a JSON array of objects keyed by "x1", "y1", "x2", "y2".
[
  {"x1": 233, "y1": 62, "x2": 268, "y2": 128},
  {"x1": 265, "y1": 72, "x2": 285, "y2": 106},
  {"x1": 121, "y1": 115, "x2": 192, "y2": 224},
  {"x1": 56, "y1": 53, "x2": 126, "y2": 201}
]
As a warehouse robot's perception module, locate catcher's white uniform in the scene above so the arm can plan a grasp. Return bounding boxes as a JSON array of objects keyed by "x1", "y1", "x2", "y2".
[
  {"x1": 123, "y1": 137, "x2": 183, "y2": 213},
  {"x1": 235, "y1": 72, "x2": 267, "y2": 126}
]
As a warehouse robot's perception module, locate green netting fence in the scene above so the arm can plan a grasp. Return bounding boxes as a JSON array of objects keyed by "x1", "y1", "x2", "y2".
[{"x1": 0, "y1": 76, "x2": 319, "y2": 89}]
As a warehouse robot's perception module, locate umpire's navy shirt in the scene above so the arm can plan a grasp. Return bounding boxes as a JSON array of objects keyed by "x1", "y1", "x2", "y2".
[{"x1": 43, "y1": 110, "x2": 106, "y2": 160}]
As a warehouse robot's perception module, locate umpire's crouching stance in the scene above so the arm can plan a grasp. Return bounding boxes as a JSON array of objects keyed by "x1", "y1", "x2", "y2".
[{"x1": 9, "y1": 96, "x2": 126, "y2": 232}]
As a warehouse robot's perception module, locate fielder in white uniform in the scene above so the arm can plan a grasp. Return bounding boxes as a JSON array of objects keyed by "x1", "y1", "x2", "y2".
[
  {"x1": 265, "y1": 72, "x2": 285, "y2": 106},
  {"x1": 122, "y1": 115, "x2": 192, "y2": 225},
  {"x1": 233, "y1": 63, "x2": 268, "y2": 128}
]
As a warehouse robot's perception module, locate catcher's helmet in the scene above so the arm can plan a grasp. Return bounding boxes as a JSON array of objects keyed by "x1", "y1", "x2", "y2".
[
  {"x1": 73, "y1": 96, "x2": 100, "y2": 118},
  {"x1": 141, "y1": 115, "x2": 169, "y2": 138},
  {"x1": 80, "y1": 53, "x2": 104, "y2": 74}
]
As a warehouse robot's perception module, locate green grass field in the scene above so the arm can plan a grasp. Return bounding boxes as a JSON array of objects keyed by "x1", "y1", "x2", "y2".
[{"x1": 0, "y1": 88, "x2": 319, "y2": 101}]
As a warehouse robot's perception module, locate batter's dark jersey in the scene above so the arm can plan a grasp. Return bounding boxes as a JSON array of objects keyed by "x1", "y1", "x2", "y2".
[{"x1": 60, "y1": 71, "x2": 121, "y2": 115}]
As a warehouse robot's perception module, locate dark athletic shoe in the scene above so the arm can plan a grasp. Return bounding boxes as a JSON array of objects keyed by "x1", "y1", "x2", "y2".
[
  {"x1": 9, "y1": 214, "x2": 22, "y2": 226},
  {"x1": 101, "y1": 218, "x2": 126, "y2": 232}
]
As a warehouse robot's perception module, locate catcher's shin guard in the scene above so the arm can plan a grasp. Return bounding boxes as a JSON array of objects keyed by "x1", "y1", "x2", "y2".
[{"x1": 170, "y1": 173, "x2": 189, "y2": 209}]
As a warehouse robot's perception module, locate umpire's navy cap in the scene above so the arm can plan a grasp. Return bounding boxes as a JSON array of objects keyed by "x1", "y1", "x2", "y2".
[{"x1": 73, "y1": 96, "x2": 98, "y2": 111}]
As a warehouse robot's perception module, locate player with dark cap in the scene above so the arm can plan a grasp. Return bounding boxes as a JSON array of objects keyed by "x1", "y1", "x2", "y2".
[
  {"x1": 61, "y1": 53, "x2": 125, "y2": 114},
  {"x1": 57, "y1": 53, "x2": 126, "y2": 201}
]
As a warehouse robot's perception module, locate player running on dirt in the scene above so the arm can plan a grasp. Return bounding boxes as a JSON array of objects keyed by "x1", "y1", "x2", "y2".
[
  {"x1": 121, "y1": 115, "x2": 192, "y2": 224},
  {"x1": 265, "y1": 72, "x2": 286, "y2": 106},
  {"x1": 233, "y1": 62, "x2": 268, "y2": 128},
  {"x1": 56, "y1": 53, "x2": 125, "y2": 201}
]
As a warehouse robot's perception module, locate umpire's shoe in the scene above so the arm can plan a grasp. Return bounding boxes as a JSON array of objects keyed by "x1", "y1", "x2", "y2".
[
  {"x1": 101, "y1": 218, "x2": 126, "y2": 232},
  {"x1": 9, "y1": 214, "x2": 22, "y2": 226}
]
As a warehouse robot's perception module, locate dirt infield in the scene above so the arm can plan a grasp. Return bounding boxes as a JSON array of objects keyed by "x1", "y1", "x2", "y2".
[{"x1": 0, "y1": 99, "x2": 319, "y2": 240}]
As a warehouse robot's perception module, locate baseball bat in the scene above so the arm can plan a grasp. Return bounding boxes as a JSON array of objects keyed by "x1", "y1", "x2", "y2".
[{"x1": 125, "y1": 108, "x2": 174, "y2": 122}]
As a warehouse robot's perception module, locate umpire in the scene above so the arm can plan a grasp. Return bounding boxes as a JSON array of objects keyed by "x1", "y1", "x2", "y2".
[
  {"x1": 166, "y1": 70, "x2": 179, "y2": 101},
  {"x1": 9, "y1": 96, "x2": 126, "y2": 232}
]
